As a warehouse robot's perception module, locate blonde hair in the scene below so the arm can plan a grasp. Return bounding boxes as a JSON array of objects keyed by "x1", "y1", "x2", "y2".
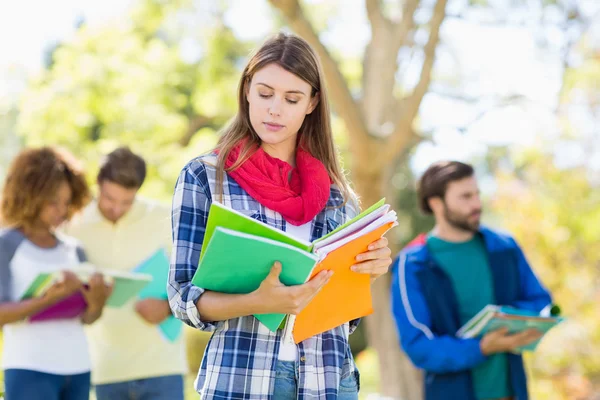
[{"x1": 213, "y1": 32, "x2": 355, "y2": 205}]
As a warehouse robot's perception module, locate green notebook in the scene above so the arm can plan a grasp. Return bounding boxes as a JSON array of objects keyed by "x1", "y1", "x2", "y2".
[
  {"x1": 20, "y1": 263, "x2": 153, "y2": 308},
  {"x1": 105, "y1": 273, "x2": 153, "y2": 307},
  {"x1": 195, "y1": 198, "x2": 393, "y2": 333},
  {"x1": 457, "y1": 305, "x2": 564, "y2": 352},
  {"x1": 192, "y1": 227, "x2": 319, "y2": 331},
  {"x1": 21, "y1": 274, "x2": 57, "y2": 299},
  {"x1": 200, "y1": 198, "x2": 386, "y2": 259},
  {"x1": 200, "y1": 202, "x2": 312, "y2": 259}
]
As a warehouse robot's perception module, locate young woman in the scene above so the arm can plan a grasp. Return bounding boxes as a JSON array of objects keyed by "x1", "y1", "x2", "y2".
[
  {"x1": 0, "y1": 147, "x2": 112, "y2": 400},
  {"x1": 168, "y1": 33, "x2": 392, "y2": 399}
]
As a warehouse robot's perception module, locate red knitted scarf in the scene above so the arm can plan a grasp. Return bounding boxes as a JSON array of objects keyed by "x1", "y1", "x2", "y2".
[{"x1": 223, "y1": 142, "x2": 331, "y2": 226}]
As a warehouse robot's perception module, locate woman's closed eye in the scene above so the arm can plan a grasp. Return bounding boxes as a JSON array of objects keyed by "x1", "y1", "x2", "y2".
[{"x1": 258, "y1": 93, "x2": 299, "y2": 104}]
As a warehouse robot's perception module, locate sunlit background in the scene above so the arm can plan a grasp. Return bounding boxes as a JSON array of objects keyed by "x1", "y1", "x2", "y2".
[{"x1": 1, "y1": 0, "x2": 599, "y2": 399}]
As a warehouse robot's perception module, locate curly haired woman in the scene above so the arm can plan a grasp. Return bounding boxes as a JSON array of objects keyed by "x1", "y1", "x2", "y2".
[{"x1": 0, "y1": 147, "x2": 112, "y2": 400}]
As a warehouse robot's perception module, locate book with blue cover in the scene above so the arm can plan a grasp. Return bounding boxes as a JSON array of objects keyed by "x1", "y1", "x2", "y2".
[
  {"x1": 134, "y1": 249, "x2": 183, "y2": 343},
  {"x1": 456, "y1": 305, "x2": 564, "y2": 352}
]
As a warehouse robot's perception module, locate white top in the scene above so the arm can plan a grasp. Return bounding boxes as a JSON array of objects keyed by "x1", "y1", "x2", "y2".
[
  {"x1": 278, "y1": 221, "x2": 313, "y2": 361},
  {"x1": 0, "y1": 229, "x2": 91, "y2": 375}
]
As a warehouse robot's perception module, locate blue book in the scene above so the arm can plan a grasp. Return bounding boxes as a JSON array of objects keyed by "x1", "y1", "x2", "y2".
[
  {"x1": 135, "y1": 249, "x2": 183, "y2": 342},
  {"x1": 456, "y1": 305, "x2": 564, "y2": 352}
]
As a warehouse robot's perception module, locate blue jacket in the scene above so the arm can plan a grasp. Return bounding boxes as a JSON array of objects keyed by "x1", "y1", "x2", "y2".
[{"x1": 390, "y1": 227, "x2": 552, "y2": 400}]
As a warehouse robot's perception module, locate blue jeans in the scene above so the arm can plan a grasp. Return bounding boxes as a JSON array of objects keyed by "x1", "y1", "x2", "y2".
[
  {"x1": 94, "y1": 375, "x2": 184, "y2": 400},
  {"x1": 272, "y1": 360, "x2": 359, "y2": 399},
  {"x1": 3, "y1": 369, "x2": 90, "y2": 400}
]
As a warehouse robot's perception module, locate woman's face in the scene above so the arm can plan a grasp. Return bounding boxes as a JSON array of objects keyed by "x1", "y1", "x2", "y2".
[
  {"x1": 38, "y1": 181, "x2": 72, "y2": 229},
  {"x1": 246, "y1": 63, "x2": 318, "y2": 158}
]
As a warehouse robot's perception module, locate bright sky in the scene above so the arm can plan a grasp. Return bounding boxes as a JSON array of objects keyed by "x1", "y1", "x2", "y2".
[
  {"x1": 0, "y1": 0, "x2": 132, "y2": 71},
  {"x1": 0, "y1": 0, "x2": 595, "y2": 178}
]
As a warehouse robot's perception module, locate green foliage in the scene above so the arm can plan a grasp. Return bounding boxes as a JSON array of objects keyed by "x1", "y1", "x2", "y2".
[
  {"x1": 561, "y1": 33, "x2": 599, "y2": 119},
  {"x1": 12, "y1": 7, "x2": 251, "y2": 390},
  {"x1": 17, "y1": 2, "x2": 249, "y2": 201},
  {"x1": 185, "y1": 328, "x2": 211, "y2": 374},
  {"x1": 354, "y1": 347, "x2": 382, "y2": 398},
  {"x1": 491, "y1": 153, "x2": 600, "y2": 398},
  {"x1": 9, "y1": 2, "x2": 599, "y2": 399},
  {"x1": 393, "y1": 158, "x2": 435, "y2": 248},
  {"x1": 512, "y1": 30, "x2": 600, "y2": 397}
]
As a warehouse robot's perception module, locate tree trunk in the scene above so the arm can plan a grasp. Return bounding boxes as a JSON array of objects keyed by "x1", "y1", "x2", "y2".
[
  {"x1": 267, "y1": 1, "x2": 449, "y2": 397},
  {"x1": 352, "y1": 165, "x2": 423, "y2": 400}
]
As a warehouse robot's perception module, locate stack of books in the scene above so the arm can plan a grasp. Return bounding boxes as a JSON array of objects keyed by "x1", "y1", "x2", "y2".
[
  {"x1": 21, "y1": 263, "x2": 153, "y2": 322},
  {"x1": 192, "y1": 198, "x2": 398, "y2": 343},
  {"x1": 21, "y1": 252, "x2": 185, "y2": 343}
]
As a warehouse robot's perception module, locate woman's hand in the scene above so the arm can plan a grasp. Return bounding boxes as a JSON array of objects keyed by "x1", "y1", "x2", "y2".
[
  {"x1": 251, "y1": 262, "x2": 333, "y2": 315},
  {"x1": 81, "y1": 273, "x2": 113, "y2": 324},
  {"x1": 81, "y1": 273, "x2": 113, "y2": 310},
  {"x1": 351, "y1": 236, "x2": 392, "y2": 283},
  {"x1": 43, "y1": 271, "x2": 84, "y2": 305}
]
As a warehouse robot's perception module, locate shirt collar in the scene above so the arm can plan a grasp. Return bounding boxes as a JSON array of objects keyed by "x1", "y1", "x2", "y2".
[{"x1": 79, "y1": 198, "x2": 144, "y2": 227}]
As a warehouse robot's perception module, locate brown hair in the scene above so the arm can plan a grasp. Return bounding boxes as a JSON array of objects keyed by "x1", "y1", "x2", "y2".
[
  {"x1": 1, "y1": 147, "x2": 90, "y2": 229},
  {"x1": 417, "y1": 161, "x2": 475, "y2": 214},
  {"x1": 213, "y1": 32, "x2": 355, "y2": 204},
  {"x1": 97, "y1": 147, "x2": 146, "y2": 189}
]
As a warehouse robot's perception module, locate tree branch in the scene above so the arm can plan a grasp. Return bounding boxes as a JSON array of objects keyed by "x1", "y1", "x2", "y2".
[
  {"x1": 179, "y1": 114, "x2": 218, "y2": 146},
  {"x1": 268, "y1": 0, "x2": 369, "y2": 144},
  {"x1": 366, "y1": 0, "x2": 389, "y2": 30},
  {"x1": 384, "y1": 0, "x2": 448, "y2": 164},
  {"x1": 393, "y1": 0, "x2": 420, "y2": 49}
]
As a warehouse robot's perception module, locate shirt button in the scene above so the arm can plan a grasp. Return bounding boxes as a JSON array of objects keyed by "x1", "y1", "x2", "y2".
[{"x1": 300, "y1": 356, "x2": 306, "y2": 362}]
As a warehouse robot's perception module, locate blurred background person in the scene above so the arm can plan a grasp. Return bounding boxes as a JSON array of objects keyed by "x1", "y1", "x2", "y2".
[
  {"x1": 391, "y1": 161, "x2": 554, "y2": 400},
  {"x1": 0, "y1": 146, "x2": 111, "y2": 400},
  {"x1": 66, "y1": 147, "x2": 187, "y2": 400}
]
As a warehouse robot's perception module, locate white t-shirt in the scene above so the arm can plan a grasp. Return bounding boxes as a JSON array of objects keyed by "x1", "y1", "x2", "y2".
[
  {"x1": 0, "y1": 229, "x2": 91, "y2": 375},
  {"x1": 278, "y1": 221, "x2": 312, "y2": 361}
]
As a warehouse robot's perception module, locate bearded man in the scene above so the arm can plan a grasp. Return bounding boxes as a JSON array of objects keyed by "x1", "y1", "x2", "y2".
[{"x1": 390, "y1": 161, "x2": 553, "y2": 400}]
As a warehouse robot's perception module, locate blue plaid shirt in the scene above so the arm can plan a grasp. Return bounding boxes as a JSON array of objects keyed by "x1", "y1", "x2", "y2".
[{"x1": 168, "y1": 153, "x2": 362, "y2": 399}]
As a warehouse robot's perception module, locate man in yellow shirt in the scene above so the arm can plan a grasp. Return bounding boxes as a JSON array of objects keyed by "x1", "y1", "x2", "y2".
[{"x1": 66, "y1": 147, "x2": 187, "y2": 400}]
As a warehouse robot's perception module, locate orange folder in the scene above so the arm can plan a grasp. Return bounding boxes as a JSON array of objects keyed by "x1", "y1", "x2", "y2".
[{"x1": 292, "y1": 222, "x2": 395, "y2": 343}]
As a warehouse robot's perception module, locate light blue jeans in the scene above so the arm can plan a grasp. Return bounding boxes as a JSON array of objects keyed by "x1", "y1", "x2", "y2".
[
  {"x1": 94, "y1": 374, "x2": 184, "y2": 400},
  {"x1": 272, "y1": 360, "x2": 359, "y2": 399}
]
